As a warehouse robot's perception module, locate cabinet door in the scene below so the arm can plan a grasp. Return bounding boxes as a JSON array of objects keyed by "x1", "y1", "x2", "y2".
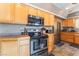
[
  {"x1": 0, "y1": 3, "x2": 15, "y2": 23},
  {"x1": 75, "y1": 36, "x2": 79, "y2": 44},
  {"x1": 43, "y1": 12, "x2": 50, "y2": 26},
  {"x1": 61, "y1": 33, "x2": 73, "y2": 43},
  {"x1": 0, "y1": 40, "x2": 18, "y2": 56},
  {"x1": 67, "y1": 19, "x2": 75, "y2": 27},
  {"x1": 28, "y1": 6, "x2": 37, "y2": 16},
  {"x1": 63, "y1": 19, "x2": 68, "y2": 27},
  {"x1": 37, "y1": 9, "x2": 44, "y2": 17},
  {"x1": 14, "y1": 4, "x2": 28, "y2": 24},
  {"x1": 19, "y1": 39, "x2": 30, "y2": 56},
  {"x1": 20, "y1": 45, "x2": 29, "y2": 56},
  {"x1": 47, "y1": 34, "x2": 54, "y2": 53},
  {"x1": 49, "y1": 14, "x2": 55, "y2": 26}
]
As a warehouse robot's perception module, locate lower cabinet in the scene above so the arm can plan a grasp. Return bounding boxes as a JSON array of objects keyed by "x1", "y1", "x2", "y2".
[
  {"x1": 0, "y1": 40, "x2": 19, "y2": 56},
  {"x1": 0, "y1": 37, "x2": 30, "y2": 56},
  {"x1": 61, "y1": 32, "x2": 74, "y2": 43},
  {"x1": 75, "y1": 35, "x2": 79, "y2": 45},
  {"x1": 47, "y1": 34, "x2": 54, "y2": 54}
]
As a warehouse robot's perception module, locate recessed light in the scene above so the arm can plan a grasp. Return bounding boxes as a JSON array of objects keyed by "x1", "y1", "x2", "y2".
[{"x1": 65, "y1": 7, "x2": 69, "y2": 10}]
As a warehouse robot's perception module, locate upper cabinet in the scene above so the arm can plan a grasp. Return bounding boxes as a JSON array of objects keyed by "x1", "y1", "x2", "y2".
[
  {"x1": 63, "y1": 18, "x2": 75, "y2": 27},
  {"x1": 37, "y1": 9, "x2": 44, "y2": 17},
  {"x1": 49, "y1": 14, "x2": 55, "y2": 26},
  {"x1": 43, "y1": 12, "x2": 50, "y2": 26},
  {"x1": 67, "y1": 18, "x2": 75, "y2": 27},
  {"x1": 14, "y1": 4, "x2": 28, "y2": 24},
  {"x1": 63, "y1": 19, "x2": 68, "y2": 27},
  {"x1": 0, "y1": 4, "x2": 55, "y2": 25},
  {"x1": 28, "y1": 6, "x2": 38, "y2": 16},
  {"x1": 0, "y1": 3, "x2": 15, "y2": 23}
]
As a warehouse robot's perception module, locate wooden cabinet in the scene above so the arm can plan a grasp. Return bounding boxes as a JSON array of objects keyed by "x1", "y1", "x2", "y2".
[
  {"x1": 67, "y1": 19, "x2": 75, "y2": 27},
  {"x1": 0, "y1": 39, "x2": 18, "y2": 56},
  {"x1": 0, "y1": 36, "x2": 30, "y2": 56},
  {"x1": 61, "y1": 32, "x2": 74, "y2": 43},
  {"x1": 28, "y1": 6, "x2": 38, "y2": 16},
  {"x1": 43, "y1": 12, "x2": 50, "y2": 26},
  {"x1": 19, "y1": 37, "x2": 30, "y2": 56},
  {"x1": 37, "y1": 9, "x2": 44, "y2": 17},
  {"x1": 14, "y1": 4, "x2": 28, "y2": 24},
  {"x1": 75, "y1": 35, "x2": 79, "y2": 44},
  {"x1": 0, "y1": 3, "x2": 15, "y2": 23},
  {"x1": 63, "y1": 19, "x2": 68, "y2": 27},
  {"x1": 47, "y1": 34, "x2": 54, "y2": 53},
  {"x1": 49, "y1": 14, "x2": 55, "y2": 26},
  {"x1": 63, "y1": 18, "x2": 75, "y2": 27}
]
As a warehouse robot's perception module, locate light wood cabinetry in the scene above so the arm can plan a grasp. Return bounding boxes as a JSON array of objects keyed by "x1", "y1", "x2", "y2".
[
  {"x1": 49, "y1": 14, "x2": 55, "y2": 26},
  {"x1": 63, "y1": 18, "x2": 75, "y2": 27},
  {"x1": 61, "y1": 32, "x2": 74, "y2": 43},
  {"x1": 47, "y1": 34, "x2": 54, "y2": 53},
  {"x1": 63, "y1": 19, "x2": 68, "y2": 27},
  {"x1": 0, "y1": 36, "x2": 30, "y2": 56},
  {"x1": 28, "y1": 6, "x2": 38, "y2": 16},
  {"x1": 75, "y1": 35, "x2": 79, "y2": 44},
  {"x1": 0, "y1": 3, "x2": 15, "y2": 23},
  {"x1": 43, "y1": 12, "x2": 50, "y2": 26},
  {"x1": 37, "y1": 9, "x2": 44, "y2": 17},
  {"x1": 14, "y1": 4, "x2": 28, "y2": 24},
  {"x1": 67, "y1": 18, "x2": 75, "y2": 27},
  {"x1": 0, "y1": 39, "x2": 19, "y2": 56}
]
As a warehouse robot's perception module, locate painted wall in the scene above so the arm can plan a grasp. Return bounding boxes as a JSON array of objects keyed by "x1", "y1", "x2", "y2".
[{"x1": 0, "y1": 24, "x2": 26, "y2": 36}]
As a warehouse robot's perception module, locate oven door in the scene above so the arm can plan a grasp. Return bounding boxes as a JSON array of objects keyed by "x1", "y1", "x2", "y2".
[{"x1": 30, "y1": 39, "x2": 40, "y2": 54}]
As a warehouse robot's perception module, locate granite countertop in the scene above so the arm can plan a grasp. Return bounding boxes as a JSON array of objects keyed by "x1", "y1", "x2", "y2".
[
  {"x1": 0, "y1": 35, "x2": 30, "y2": 38},
  {"x1": 0, "y1": 35, "x2": 30, "y2": 41}
]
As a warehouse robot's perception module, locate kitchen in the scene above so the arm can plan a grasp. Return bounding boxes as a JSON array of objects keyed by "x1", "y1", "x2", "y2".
[{"x1": 0, "y1": 3, "x2": 79, "y2": 56}]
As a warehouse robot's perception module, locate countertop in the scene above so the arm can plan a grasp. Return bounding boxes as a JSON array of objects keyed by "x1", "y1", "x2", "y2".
[
  {"x1": 61, "y1": 32, "x2": 79, "y2": 36},
  {"x1": 0, "y1": 35, "x2": 30, "y2": 41}
]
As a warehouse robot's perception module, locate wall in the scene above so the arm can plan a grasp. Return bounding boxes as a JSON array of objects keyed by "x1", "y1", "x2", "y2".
[{"x1": 0, "y1": 24, "x2": 26, "y2": 36}]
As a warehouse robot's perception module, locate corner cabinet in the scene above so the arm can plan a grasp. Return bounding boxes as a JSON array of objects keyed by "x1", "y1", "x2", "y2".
[
  {"x1": 14, "y1": 4, "x2": 28, "y2": 24},
  {"x1": 0, "y1": 3, "x2": 15, "y2": 24}
]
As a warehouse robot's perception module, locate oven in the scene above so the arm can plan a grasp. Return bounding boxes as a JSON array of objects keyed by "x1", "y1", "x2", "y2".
[{"x1": 30, "y1": 36, "x2": 48, "y2": 55}]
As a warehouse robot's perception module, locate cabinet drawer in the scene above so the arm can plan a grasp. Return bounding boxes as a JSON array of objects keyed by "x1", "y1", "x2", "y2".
[
  {"x1": 61, "y1": 35, "x2": 73, "y2": 43},
  {"x1": 75, "y1": 36, "x2": 79, "y2": 44}
]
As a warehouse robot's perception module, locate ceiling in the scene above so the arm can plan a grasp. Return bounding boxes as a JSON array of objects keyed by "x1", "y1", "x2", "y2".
[
  {"x1": 27, "y1": 3, "x2": 79, "y2": 18},
  {"x1": 53, "y1": 3, "x2": 78, "y2": 13}
]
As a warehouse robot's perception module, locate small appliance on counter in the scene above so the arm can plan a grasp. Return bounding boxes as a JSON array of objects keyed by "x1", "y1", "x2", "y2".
[{"x1": 44, "y1": 26, "x2": 54, "y2": 34}]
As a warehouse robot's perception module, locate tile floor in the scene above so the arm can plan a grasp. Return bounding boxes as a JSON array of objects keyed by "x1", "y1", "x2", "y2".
[{"x1": 52, "y1": 42, "x2": 79, "y2": 56}]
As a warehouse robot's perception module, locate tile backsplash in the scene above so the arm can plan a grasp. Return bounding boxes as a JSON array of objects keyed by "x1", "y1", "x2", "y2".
[{"x1": 0, "y1": 24, "x2": 26, "y2": 36}]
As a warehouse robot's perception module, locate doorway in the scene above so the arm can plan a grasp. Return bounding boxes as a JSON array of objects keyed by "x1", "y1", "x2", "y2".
[
  {"x1": 57, "y1": 22, "x2": 61, "y2": 41},
  {"x1": 55, "y1": 21, "x2": 62, "y2": 44}
]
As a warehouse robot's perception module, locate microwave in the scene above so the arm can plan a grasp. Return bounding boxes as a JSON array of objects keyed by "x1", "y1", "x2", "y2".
[{"x1": 27, "y1": 15, "x2": 44, "y2": 26}]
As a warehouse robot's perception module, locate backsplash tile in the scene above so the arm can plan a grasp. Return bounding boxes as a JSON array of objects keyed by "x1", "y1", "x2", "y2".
[{"x1": 0, "y1": 24, "x2": 26, "y2": 36}]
